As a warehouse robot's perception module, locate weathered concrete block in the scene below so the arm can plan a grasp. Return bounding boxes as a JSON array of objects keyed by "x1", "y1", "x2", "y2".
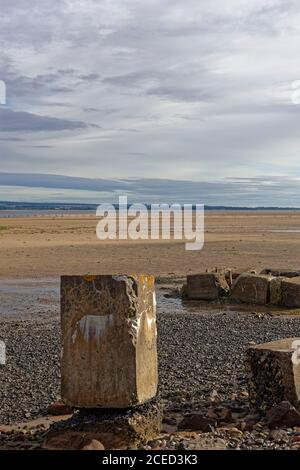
[
  {"x1": 281, "y1": 278, "x2": 300, "y2": 308},
  {"x1": 186, "y1": 273, "x2": 229, "y2": 300},
  {"x1": 245, "y1": 338, "x2": 300, "y2": 411},
  {"x1": 61, "y1": 275, "x2": 158, "y2": 408},
  {"x1": 44, "y1": 399, "x2": 163, "y2": 450},
  {"x1": 230, "y1": 273, "x2": 270, "y2": 305}
]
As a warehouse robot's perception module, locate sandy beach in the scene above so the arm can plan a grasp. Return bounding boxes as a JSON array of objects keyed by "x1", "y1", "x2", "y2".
[{"x1": 0, "y1": 211, "x2": 299, "y2": 278}]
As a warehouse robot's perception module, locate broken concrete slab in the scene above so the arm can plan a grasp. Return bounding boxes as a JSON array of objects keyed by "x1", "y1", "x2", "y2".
[
  {"x1": 261, "y1": 268, "x2": 300, "y2": 278},
  {"x1": 186, "y1": 273, "x2": 229, "y2": 300},
  {"x1": 230, "y1": 273, "x2": 271, "y2": 305},
  {"x1": 61, "y1": 274, "x2": 158, "y2": 408},
  {"x1": 245, "y1": 338, "x2": 300, "y2": 411},
  {"x1": 43, "y1": 399, "x2": 163, "y2": 450}
]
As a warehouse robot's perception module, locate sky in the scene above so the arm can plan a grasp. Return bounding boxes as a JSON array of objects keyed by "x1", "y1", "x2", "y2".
[{"x1": 0, "y1": 0, "x2": 300, "y2": 206}]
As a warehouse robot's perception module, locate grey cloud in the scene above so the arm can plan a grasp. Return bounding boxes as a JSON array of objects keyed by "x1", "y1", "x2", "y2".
[
  {"x1": 0, "y1": 108, "x2": 89, "y2": 132},
  {"x1": 0, "y1": 172, "x2": 299, "y2": 207}
]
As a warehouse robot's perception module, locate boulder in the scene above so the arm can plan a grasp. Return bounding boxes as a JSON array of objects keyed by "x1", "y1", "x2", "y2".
[
  {"x1": 266, "y1": 401, "x2": 300, "y2": 429},
  {"x1": 230, "y1": 273, "x2": 271, "y2": 305},
  {"x1": 245, "y1": 338, "x2": 300, "y2": 411},
  {"x1": 186, "y1": 273, "x2": 229, "y2": 300},
  {"x1": 43, "y1": 399, "x2": 163, "y2": 450},
  {"x1": 61, "y1": 274, "x2": 158, "y2": 408}
]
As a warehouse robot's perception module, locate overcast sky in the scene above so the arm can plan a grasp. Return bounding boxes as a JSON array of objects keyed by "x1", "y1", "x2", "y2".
[{"x1": 0, "y1": 0, "x2": 300, "y2": 205}]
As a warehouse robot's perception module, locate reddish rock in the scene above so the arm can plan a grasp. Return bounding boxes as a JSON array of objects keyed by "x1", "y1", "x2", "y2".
[{"x1": 47, "y1": 401, "x2": 73, "y2": 416}]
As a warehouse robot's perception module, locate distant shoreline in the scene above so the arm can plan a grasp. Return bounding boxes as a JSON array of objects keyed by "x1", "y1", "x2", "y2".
[{"x1": 0, "y1": 201, "x2": 300, "y2": 213}]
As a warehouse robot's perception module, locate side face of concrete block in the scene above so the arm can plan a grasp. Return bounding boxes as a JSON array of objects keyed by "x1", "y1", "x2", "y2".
[
  {"x1": 186, "y1": 273, "x2": 229, "y2": 300},
  {"x1": 281, "y1": 278, "x2": 300, "y2": 308},
  {"x1": 230, "y1": 273, "x2": 270, "y2": 305},
  {"x1": 246, "y1": 338, "x2": 300, "y2": 411},
  {"x1": 61, "y1": 275, "x2": 158, "y2": 408}
]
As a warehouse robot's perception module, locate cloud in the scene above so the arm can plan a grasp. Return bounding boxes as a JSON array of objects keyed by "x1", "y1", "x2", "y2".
[
  {"x1": 0, "y1": 108, "x2": 91, "y2": 132},
  {"x1": 0, "y1": 172, "x2": 299, "y2": 207}
]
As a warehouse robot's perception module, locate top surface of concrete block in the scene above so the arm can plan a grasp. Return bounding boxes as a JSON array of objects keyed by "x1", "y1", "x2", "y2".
[
  {"x1": 249, "y1": 337, "x2": 300, "y2": 352},
  {"x1": 61, "y1": 274, "x2": 158, "y2": 408}
]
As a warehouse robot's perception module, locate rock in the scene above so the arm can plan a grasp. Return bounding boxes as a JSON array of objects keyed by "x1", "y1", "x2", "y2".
[
  {"x1": 44, "y1": 399, "x2": 163, "y2": 450},
  {"x1": 186, "y1": 273, "x2": 229, "y2": 300},
  {"x1": 230, "y1": 273, "x2": 271, "y2": 305},
  {"x1": 266, "y1": 402, "x2": 300, "y2": 429},
  {"x1": 218, "y1": 426, "x2": 243, "y2": 436},
  {"x1": 207, "y1": 407, "x2": 232, "y2": 423},
  {"x1": 81, "y1": 439, "x2": 105, "y2": 450},
  {"x1": 177, "y1": 413, "x2": 216, "y2": 432},
  {"x1": 246, "y1": 338, "x2": 300, "y2": 411},
  {"x1": 281, "y1": 278, "x2": 300, "y2": 308},
  {"x1": 47, "y1": 401, "x2": 73, "y2": 416},
  {"x1": 177, "y1": 433, "x2": 227, "y2": 450},
  {"x1": 269, "y1": 429, "x2": 289, "y2": 443},
  {"x1": 61, "y1": 274, "x2": 158, "y2": 408}
]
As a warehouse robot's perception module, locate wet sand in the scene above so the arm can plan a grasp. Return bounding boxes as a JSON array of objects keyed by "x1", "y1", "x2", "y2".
[{"x1": 0, "y1": 211, "x2": 300, "y2": 278}]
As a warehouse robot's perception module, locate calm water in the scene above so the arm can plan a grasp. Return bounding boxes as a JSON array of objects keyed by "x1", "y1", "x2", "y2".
[{"x1": 0, "y1": 210, "x2": 95, "y2": 218}]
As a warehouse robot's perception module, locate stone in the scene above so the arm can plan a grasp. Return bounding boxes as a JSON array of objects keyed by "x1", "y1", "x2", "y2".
[
  {"x1": 269, "y1": 429, "x2": 289, "y2": 443},
  {"x1": 281, "y1": 278, "x2": 300, "y2": 308},
  {"x1": 230, "y1": 273, "x2": 271, "y2": 305},
  {"x1": 43, "y1": 400, "x2": 163, "y2": 450},
  {"x1": 81, "y1": 439, "x2": 105, "y2": 450},
  {"x1": 245, "y1": 338, "x2": 300, "y2": 411},
  {"x1": 178, "y1": 413, "x2": 216, "y2": 432},
  {"x1": 61, "y1": 274, "x2": 158, "y2": 408},
  {"x1": 186, "y1": 273, "x2": 229, "y2": 300},
  {"x1": 266, "y1": 402, "x2": 300, "y2": 429}
]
